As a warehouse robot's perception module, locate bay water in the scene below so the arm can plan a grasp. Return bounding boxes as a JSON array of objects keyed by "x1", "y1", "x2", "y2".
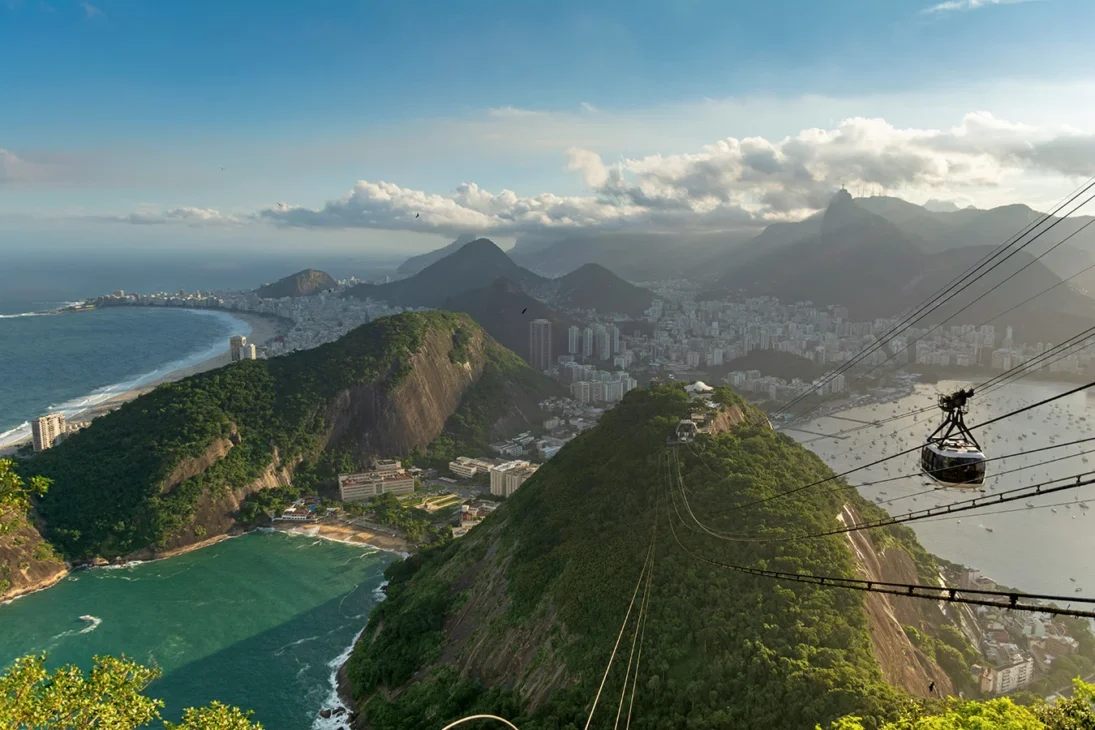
[
  {"x1": 0, "y1": 531, "x2": 393, "y2": 729},
  {"x1": 792, "y1": 379, "x2": 1095, "y2": 599}
]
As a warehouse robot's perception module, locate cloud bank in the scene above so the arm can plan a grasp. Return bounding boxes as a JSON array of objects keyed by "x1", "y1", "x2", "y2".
[
  {"x1": 924, "y1": 0, "x2": 1039, "y2": 14},
  {"x1": 99, "y1": 207, "x2": 243, "y2": 227},
  {"x1": 252, "y1": 112, "x2": 1095, "y2": 236}
]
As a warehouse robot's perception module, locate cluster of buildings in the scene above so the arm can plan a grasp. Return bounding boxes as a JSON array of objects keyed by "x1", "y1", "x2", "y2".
[
  {"x1": 607, "y1": 285, "x2": 1092, "y2": 391},
  {"x1": 94, "y1": 284, "x2": 402, "y2": 358},
  {"x1": 446, "y1": 456, "x2": 540, "y2": 497},
  {"x1": 337, "y1": 459, "x2": 420, "y2": 502},
  {"x1": 959, "y1": 569, "x2": 1084, "y2": 695},
  {"x1": 452, "y1": 500, "x2": 501, "y2": 538}
]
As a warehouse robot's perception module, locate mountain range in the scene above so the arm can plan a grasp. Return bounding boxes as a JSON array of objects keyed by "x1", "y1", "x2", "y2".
[
  {"x1": 701, "y1": 190, "x2": 1095, "y2": 342},
  {"x1": 354, "y1": 238, "x2": 658, "y2": 318}
]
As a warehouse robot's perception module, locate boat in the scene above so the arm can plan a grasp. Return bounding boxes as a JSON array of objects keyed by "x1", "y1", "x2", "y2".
[
  {"x1": 985, "y1": 527, "x2": 994, "y2": 533},
  {"x1": 1080, "y1": 503, "x2": 1090, "y2": 510},
  {"x1": 79, "y1": 615, "x2": 96, "y2": 622},
  {"x1": 1071, "y1": 577, "x2": 1077, "y2": 582}
]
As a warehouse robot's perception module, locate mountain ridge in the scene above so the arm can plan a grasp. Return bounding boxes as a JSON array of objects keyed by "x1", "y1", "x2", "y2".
[{"x1": 255, "y1": 268, "x2": 337, "y2": 298}]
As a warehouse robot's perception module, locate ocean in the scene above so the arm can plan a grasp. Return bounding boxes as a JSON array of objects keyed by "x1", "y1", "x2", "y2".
[
  {"x1": 0, "y1": 302, "x2": 250, "y2": 448},
  {"x1": 791, "y1": 379, "x2": 1095, "y2": 598},
  {"x1": 0, "y1": 531, "x2": 394, "y2": 729}
]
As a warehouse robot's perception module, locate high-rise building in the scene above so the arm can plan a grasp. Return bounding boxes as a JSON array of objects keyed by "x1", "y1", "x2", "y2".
[
  {"x1": 529, "y1": 319, "x2": 553, "y2": 372},
  {"x1": 241, "y1": 343, "x2": 258, "y2": 360},
  {"x1": 582, "y1": 327, "x2": 594, "y2": 357},
  {"x1": 230, "y1": 335, "x2": 248, "y2": 362},
  {"x1": 32, "y1": 413, "x2": 66, "y2": 452},
  {"x1": 611, "y1": 325, "x2": 620, "y2": 354},
  {"x1": 568, "y1": 326, "x2": 580, "y2": 355}
]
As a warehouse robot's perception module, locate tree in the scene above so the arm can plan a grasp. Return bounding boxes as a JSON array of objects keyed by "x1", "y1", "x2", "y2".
[
  {"x1": 0, "y1": 653, "x2": 262, "y2": 729},
  {"x1": 0, "y1": 458, "x2": 48, "y2": 515}
]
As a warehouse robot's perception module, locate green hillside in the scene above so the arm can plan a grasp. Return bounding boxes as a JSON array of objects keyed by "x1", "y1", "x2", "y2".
[
  {"x1": 342, "y1": 384, "x2": 981, "y2": 729},
  {"x1": 24, "y1": 311, "x2": 558, "y2": 559}
]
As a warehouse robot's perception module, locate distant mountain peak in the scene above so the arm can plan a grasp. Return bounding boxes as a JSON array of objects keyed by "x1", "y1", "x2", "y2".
[
  {"x1": 821, "y1": 188, "x2": 870, "y2": 234},
  {"x1": 255, "y1": 269, "x2": 337, "y2": 298}
]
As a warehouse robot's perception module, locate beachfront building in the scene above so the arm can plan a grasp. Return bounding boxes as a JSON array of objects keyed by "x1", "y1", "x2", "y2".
[
  {"x1": 31, "y1": 413, "x2": 66, "y2": 452},
  {"x1": 338, "y1": 466, "x2": 416, "y2": 502},
  {"x1": 489, "y1": 460, "x2": 539, "y2": 498},
  {"x1": 230, "y1": 335, "x2": 248, "y2": 362}
]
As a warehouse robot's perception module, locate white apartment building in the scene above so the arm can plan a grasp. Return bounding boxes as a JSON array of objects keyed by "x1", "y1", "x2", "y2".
[
  {"x1": 32, "y1": 413, "x2": 66, "y2": 452},
  {"x1": 489, "y1": 460, "x2": 539, "y2": 497},
  {"x1": 981, "y1": 654, "x2": 1035, "y2": 695}
]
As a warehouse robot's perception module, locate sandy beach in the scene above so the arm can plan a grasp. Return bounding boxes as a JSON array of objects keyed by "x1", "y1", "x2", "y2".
[
  {"x1": 274, "y1": 520, "x2": 414, "y2": 554},
  {"x1": 0, "y1": 309, "x2": 290, "y2": 455}
]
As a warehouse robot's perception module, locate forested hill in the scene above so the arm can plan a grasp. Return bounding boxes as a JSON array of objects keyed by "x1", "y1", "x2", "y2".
[
  {"x1": 24, "y1": 311, "x2": 559, "y2": 560},
  {"x1": 342, "y1": 384, "x2": 979, "y2": 730},
  {"x1": 255, "y1": 268, "x2": 337, "y2": 298}
]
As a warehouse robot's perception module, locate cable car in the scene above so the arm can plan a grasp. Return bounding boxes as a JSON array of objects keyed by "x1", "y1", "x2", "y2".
[
  {"x1": 920, "y1": 388, "x2": 986, "y2": 486},
  {"x1": 667, "y1": 419, "x2": 699, "y2": 446}
]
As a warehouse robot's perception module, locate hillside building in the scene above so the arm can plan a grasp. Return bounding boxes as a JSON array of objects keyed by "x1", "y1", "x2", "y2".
[
  {"x1": 338, "y1": 463, "x2": 416, "y2": 502},
  {"x1": 489, "y1": 460, "x2": 539, "y2": 497}
]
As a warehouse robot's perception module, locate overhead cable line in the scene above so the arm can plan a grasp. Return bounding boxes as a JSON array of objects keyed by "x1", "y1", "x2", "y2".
[
  {"x1": 583, "y1": 527, "x2": 655, "y2": 730},
  {"x1": 733, "y1": 379, "x2": 1095, "y2": 511},
  {"x1": 772, "y1": 180, "x2": 1095, "y2": 422},
  {"x1": 615, "y1": 513, "x2": 656, "y2": 730},
  {"x1": 662, "y1": 466, "x2": 1095, "y2": 620}
]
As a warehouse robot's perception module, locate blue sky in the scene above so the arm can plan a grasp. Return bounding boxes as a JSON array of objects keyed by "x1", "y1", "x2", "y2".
[{"x1": 3, "y1": 0, "x2": 1095, "y2": 255}]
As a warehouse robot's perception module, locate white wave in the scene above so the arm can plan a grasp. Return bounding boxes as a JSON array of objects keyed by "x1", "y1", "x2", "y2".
[
  {"x1": 0, "y1": 302, "x2": 84, "y2": 319},
  {"x1": 310, "y1": 581, "x2": 386, "y2": 730},
  {"x1": 275, "y1": 634, "x2": 321, "y2": 656},
  {"x1": 78, "y1": 615, "x2": 102, "y2": 634},
  {"x1": 0, "y1": 309, "x2": 253, "y2": 448}
]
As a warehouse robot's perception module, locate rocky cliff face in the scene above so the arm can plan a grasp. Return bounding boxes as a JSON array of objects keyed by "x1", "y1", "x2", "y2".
[
  {"x1": 0, "y1": 514, "x2": 67, "y2": 601},
  {"x1": 324, "y1": 327, "x2": 487, "y2": 461},
  {"x1": 841, "y1": 505, "x2": 955, "y2": 698}
]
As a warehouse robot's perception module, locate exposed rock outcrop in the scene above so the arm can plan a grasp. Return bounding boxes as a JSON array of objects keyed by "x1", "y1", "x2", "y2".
[
  {"x1": 841, "y1": 505, "x2": 955, "y2": 698},
  {"x1": 0, "y1": 514, "x2": 68, "y2": 602}
]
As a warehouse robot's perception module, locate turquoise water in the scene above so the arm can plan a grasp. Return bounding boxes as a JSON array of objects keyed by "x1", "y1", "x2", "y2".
[
  {"x1": 0, "y1": 532, "x2": 394, "y2": 728},
  {"x1": 0, "y1": 304, "x2": 248, "y2": 447}
]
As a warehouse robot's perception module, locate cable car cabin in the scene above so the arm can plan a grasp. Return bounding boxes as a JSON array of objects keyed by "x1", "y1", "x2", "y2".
[
  {"x1": 667, "y1": 419, "x2": 699, "y2": 445},
  {"x1": 920, "y1": 387, "x2": 985, "y2": 486},
  {"x1": 920, "y1": 439, "x2": 986, "y2": 486}
]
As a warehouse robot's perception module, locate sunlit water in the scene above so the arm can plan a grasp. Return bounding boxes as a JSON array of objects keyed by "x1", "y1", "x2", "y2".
[
  {"x1": 789, "y1": 380, "x2": 1095, "y2": 599},
  {"x1": 0, "y1": 531, "x2": 393, "y2": 729}
]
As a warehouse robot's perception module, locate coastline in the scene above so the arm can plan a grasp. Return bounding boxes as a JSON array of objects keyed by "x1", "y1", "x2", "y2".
[{"x1": 0, "y1": 310, "x2": 289, "y2": 455}]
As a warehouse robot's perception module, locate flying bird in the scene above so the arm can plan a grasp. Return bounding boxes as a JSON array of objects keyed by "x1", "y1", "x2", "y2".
[
  {"x1": 522, "y1": 308, "x2": 527, "y2": 314},
  {"x1": 415, "y1": 213, "x2": 420, "y2": 218},
  {"x1": 928, "y1": 681, "x2": 935, "y2": 694}
]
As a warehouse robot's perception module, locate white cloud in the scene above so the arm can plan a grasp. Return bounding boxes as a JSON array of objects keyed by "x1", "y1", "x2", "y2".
[
  {"x1": 924, "y1": 0, "x2": 1039, "y2": 14},
  {"x1": 99, "y1": 206, "x2": 244, "y2": 227},
  {"x1": 257, "y1": 112, "x2": 1095, "y2": 236}
]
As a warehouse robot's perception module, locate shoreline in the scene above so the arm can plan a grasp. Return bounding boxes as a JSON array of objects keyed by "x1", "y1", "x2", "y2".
[{"x1": 0, "y1": 310, "x2": 290, "y2": 455}]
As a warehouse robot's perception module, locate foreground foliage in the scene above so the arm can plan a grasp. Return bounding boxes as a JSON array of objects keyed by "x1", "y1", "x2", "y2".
[
  {"x1": 0, "y1": 653, "x2": 262, "y2": 729},
  {"x1": 826, "y1": 679, "x2": 1095, "y2": 729}
]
